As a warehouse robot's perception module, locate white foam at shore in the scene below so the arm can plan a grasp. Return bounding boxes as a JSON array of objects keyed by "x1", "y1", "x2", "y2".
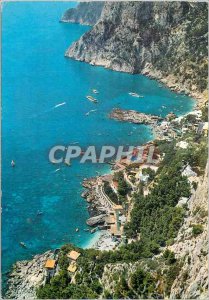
[
  {"x1": 83, "y1": 231, "x2": 102, "y2": 249},
  {"x1": 84, "y1": 230, "x2": 118, "y2": 251}
]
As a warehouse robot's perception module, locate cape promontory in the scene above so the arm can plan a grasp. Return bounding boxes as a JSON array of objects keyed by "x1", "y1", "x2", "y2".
[
  {"x1": 61, "y1": 1, "x2": 104, "y2": 25},
  {"x1": 65, "y1": 1, "x2": 208, "y2": 103}
]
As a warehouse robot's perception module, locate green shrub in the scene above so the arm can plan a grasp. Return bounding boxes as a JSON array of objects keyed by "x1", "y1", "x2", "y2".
[{"x1": 192, "y1": 224, "x2": 204, "y2": 236}]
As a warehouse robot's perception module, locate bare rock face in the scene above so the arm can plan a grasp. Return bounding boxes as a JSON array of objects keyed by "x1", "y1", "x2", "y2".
[
  {"x1": 61, "y1": 2, "x2": 104, "y2": 25},
  {"x1": 86, "y1": 214, "x2": 106, "y2": 226},
  {"x1": 5, "y1": 251, "x2": 53, "y2": 299},
  {"x1": 169, "y1": 163, "x2": 208, "y2": 299},
  {"x1": 66, "y1": 1, "x2": 208, "y2": 102}
]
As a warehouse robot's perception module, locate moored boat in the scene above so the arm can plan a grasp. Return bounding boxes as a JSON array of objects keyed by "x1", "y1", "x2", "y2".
[
  {"x1": 129, "y1": 92, "x2": 140, "y2": 97},
  {"x1": 92, "y1": 89, "x2": 99, "y2": 94},
  {"x1": 86, "y1": 95, "x2": 98, "y2": 103},
  {"x1": 129, "y1": 92, "x2": 144, "y2": 98},
  {"x1": 19, "y1": 242, "x2": 27, "y2": 248}
]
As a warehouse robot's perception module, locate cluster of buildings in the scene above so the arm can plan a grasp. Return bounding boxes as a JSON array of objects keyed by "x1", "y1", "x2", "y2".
[
  {"x1": 153, "y1": 110, "x2": 208, "y2": 140},
  {"x1": 44, "y1": 249, "x2": 81, "y2": 282},
  {"x1": 94, "y1": 143, "x2": 162, "y2": 241}
]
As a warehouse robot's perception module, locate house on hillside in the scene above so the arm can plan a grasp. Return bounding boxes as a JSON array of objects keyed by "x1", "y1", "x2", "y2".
[
  {"x1": 44, "y1": 259, "x2": 57, "y2": 281},
  {"x1": 67, "y1": 250, "x2": 81, "y2": 261}
]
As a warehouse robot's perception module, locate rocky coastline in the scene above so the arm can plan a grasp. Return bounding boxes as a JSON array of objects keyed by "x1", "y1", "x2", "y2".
[
  {"x1": 60, "y1": 1, "x2": 103, "y2": 26},
  {"x1": 65, "y1": 1, "x2": 208, "y2": 107},
  {"x1": 109, "y1": 108, "x2": 163, "y2": 125},
  {"x1": 5, "y1": 251, "x2": 53, "y2": 299}
]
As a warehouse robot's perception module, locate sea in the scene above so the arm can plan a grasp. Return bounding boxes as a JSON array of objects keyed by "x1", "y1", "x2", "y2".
[{"x1": 1, "y1": 1, "x2": 195, "y2": 287}]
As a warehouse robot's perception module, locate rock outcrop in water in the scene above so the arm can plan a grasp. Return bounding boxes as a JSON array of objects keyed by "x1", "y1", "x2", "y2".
[
  {"x1": 61, "y1": 2, "x2": 104, "y2": 25},
  {"x1": 65, "y1": 1, "x2": 208, "y2": 104},
  {"x1": 109, "y1": 108, "x2": 163, "y2": 124}
]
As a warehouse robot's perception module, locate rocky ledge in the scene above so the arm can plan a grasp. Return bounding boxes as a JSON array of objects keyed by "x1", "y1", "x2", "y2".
[
  {"x1": 5, "y1": 251, "x2": 53, "y2": 299},
  {"x1": 61, "y1": 2, "x2": 104, "y2": 26},
  {"x1": 109, "y1": 108, "x2": 163, "y2": 125}
]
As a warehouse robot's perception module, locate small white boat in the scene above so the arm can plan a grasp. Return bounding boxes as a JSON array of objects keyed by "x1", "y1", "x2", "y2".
[
  {"x1": 11, "y1": 160, "x2": 15, "y2": 167},
  {"x1": 19, "y1": 242, "x2": 27, "y2": 248},
  {"x1": 86, "y1": 95, "x2": 98, "y2": 103},
  {"x1": 128, "y1": 92, "x2": 144, "y2": 98},
  {"x1": 92, "y1": 89, "x2": 99, "y2": 94}
]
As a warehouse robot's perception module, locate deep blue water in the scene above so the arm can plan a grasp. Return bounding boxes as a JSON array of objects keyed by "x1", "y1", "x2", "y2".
[{"x1": 1, "y1": 1, "x2": 195, "y2": 283}]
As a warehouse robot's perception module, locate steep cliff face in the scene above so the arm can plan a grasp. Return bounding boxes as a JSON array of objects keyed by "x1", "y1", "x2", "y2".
[
  {"x1": 169, "y1": 163, "x2": 208, "y2": 299},
  {"x1": 61, "y1": 1, "x2": 104, "y2": 25},
  {"x1": 65, "y1": 1, "x2": 208, "y2": 103}
]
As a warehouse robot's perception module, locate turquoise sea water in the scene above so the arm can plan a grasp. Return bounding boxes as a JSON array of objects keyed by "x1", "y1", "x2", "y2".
[{"x1": 1, "y1": 1, "x2": 195, "y2": 285}]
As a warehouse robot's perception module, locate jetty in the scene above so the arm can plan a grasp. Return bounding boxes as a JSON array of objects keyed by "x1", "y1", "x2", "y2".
[{"x1": 109, "y1": 108, "x2": 163, "y2": 125}]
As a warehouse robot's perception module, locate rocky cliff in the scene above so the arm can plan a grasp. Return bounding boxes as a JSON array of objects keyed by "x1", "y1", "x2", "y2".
[
  {"x1": 169, "y1": 163, "x2": 208, "y2": 299},
  {"x1": 61, "y1": 1, "x2": 104, "y2": 25},
  {"x1": 5, "y1": 251, "x2": 54, "y2": 299},
  {"x1": 65, "y1": 1, "x2": 208, "y2": 104}
]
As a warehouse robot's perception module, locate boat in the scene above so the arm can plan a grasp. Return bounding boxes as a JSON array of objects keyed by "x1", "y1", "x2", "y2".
[
  {"x1": 19, "y1": 242, "x2": 27, "y2": 248},
  {"x1": 84, "y1": 228, "x2": 90, "y2": 232},
  {"x1": 90, "y1": 228, "x2": 97, "y2": 234},
  {"x1": 11, "y1": 160, "x2": 15, "y2": 167},
  {"x1": 129, "y1": 92, "x2": 140, "y2": 97},
  {"x1": 75, "y1": 228, "x2": 79, "y2": 232},
  {"x1": 86, "y1": 95, "x2": 98, "y2": 103},
  {"x1": 129, "y1": 92, "x2": 144, "y2": 98},
  {"x1": 92, "y1": 89, "x2": 99, "y2": 94}
]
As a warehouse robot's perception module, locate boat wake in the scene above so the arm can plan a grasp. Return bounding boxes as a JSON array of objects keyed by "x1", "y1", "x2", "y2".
[
  {"x1": 30, "y1": 102, "x2": 66, "y2": 118},
  {"x1": 53, "y1": 168, "x2": 61, "y2": 173},
  {"x1": 53, "y1": 102, "x2": 66, "y2": 109}
]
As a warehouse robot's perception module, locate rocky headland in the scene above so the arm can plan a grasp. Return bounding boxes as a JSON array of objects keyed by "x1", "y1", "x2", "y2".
[
  {"x1": 109, "y1": 108, "x2": 163, "y2": 124},
  {"x1": 61, "y1": 1, "x2": 104, "y2": 25},
  {"x1": 5, "y1": 251, "x2": 54, "y2": 299},
  {"x1": 65, "y1": 1, "x2": 208, "y2": 105}
]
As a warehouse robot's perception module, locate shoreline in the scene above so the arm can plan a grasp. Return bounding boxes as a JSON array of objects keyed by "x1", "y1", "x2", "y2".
[
  {"x1": 5, "y1": 101, "x2": 202, "y2": 298},
  {"x1": 4, "y1": 63, "x2": 201, "y2": 295},
  {"x1": 65, "y1": 55, "x2": 206, "y2": 108}
]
